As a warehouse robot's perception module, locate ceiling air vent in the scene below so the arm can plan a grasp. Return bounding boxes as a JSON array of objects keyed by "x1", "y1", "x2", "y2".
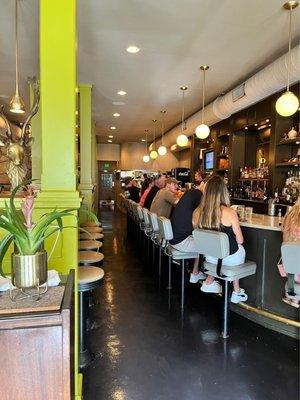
[{"x1": 232, "y1": 83, "x2": 245, "y2": 102}]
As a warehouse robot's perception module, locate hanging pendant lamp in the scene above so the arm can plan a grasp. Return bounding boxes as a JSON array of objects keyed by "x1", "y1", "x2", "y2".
[
  {"x1": 143, "y1": 129, "x2": 150, "y2": 163},
  {"x1": 150, "y1": 119, "x2": 158, "y2": 159},
  {"x1": 177, "y1": 86, "x2": 189, "y2": 147},
  {"x1": 275, "y1": 1, "x2": 299, "y2": 117},
  {"x1": 158, "y1": 110, "x2": 167, "y2": 155},
  {"x1": 195, "y1": 66, "x2": 210, "y2": 139},
  {"x1": 9, "y1": 0, "x2": 25, "y2": 114}
]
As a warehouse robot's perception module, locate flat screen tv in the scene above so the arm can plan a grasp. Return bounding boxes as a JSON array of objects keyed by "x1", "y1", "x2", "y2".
[{"x1": 204, "y1": 150, "x2": 214, "y2": 170}]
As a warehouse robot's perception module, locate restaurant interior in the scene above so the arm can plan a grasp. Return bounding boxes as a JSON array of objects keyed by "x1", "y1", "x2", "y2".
[{"x1": 0, "y1": 1, "x2": 299, "y2": 399}]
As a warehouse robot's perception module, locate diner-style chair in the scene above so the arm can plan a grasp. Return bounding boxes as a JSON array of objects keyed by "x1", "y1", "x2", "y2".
[
  {"x1": 79, "y1": 240, "x2": 103, "y2": 252},
  {"x1": 81, "y1": 221, "x2": 102, "y2": 228},
  {"x1": 148, "y1": 211, "x2": 162, "y2": 274},
  {"x1": 281, "y1": 242, "x2": 300, "y2": 297},
  {"x1": 83, "y1": 226, "x2": 103, "y2": 234},
  {"x1": 142, "y1": 207, "x2": 153, "y2": 261},
  {"x1": 79, "y1": 251, "x2": 104, "y2": 266},
  {"x1": 192, "y1": 229, "x2": 256, "y2": 338},
  {"x1": 157, "y1": 216, "x2": 199, "y2": 308},
  {"x1": 79, "y1": 232, "x2": 104, "y2": 241}
]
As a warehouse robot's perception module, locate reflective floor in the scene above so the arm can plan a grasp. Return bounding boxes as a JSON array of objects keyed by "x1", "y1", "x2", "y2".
[{"x1": 84, "y1": 208, "x2": 299, "y2": 400}]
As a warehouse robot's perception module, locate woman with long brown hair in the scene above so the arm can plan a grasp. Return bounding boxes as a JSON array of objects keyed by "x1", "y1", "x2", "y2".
[{"x1": 194, "y1": 175, "x2": 248, "y2": 303}]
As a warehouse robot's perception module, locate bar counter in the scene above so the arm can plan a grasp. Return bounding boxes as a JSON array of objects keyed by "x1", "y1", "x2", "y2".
[{"x1": 233, "y1": 214, "x2": 299, "y2": 338}]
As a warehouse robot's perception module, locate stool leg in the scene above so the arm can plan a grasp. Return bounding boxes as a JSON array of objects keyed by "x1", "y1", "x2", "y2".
[
  {"x1": 180, "y1": 260, "x2": 185, "y2": 309},
  {"x1": 221, "y1": 280, "x2": 231, "y2": 339},
  {"x1": 158, "y1": 247, "x2": 162, "y2": 277},
  {"x1": 79, "y1": 291, "x2": 93, "y2": 369},
  {"x1": 152, "y1": 241, "x2": 155, "y2": 271},
  {"x1": 167, "y1": 256, "x2": 172, "y2": 290}
]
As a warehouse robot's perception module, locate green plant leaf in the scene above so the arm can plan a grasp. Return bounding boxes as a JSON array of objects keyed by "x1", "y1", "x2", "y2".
[{"x1": 0, "y1": 234, "x2": 14, "y2": 277}]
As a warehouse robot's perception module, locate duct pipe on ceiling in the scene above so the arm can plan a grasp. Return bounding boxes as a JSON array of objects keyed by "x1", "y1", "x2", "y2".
[{"x1": 150, "y1": 45, "x2": 300, "y2": 150}]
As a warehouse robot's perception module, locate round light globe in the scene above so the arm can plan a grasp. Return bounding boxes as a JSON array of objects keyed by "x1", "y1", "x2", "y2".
[
  {"x1": 143, "y1": 155, "x2": 150, "y2": 163},
  {"x1": 150, "y1": 150, "x2": 158, "y2": 160},
  {"x1": 195, "y1": 124, "x2": 210, "y2": 139},
  {"x1": 158, "y1": 145, "x2": 167, "y2": 156},
  {"x1": 275, "y1": 91, "x2": 299, "y2": 117},
  {"x1": 176, "y1": 134, "x2": 188, "y2": 147}
]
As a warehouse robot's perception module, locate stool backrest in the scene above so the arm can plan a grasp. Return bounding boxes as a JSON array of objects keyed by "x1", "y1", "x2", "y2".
[
  {"x1": 192, "y1": 229, "x2": 230, "y2": 259},
  {"x1": 142, "y1": 207, "x2": 150, "y2": 226},
  {"x1": 157, "y1": 216, "x2": 173, "y2": 241},
  {"x1": 281, "y1": 242, "x2": 300, "y2": 274},
  {"x1": 148, "y1": 212, "x2": 159, "y2": 232},
  {"x1": 137, "y1": 205, "x2": 144, "y2": 221}
]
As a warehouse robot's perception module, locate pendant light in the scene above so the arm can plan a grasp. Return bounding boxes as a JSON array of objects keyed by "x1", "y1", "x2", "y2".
[
  {"x1": 177, "y1": 86, "x2": 189, "y2": 147},
  {"x1": 195, "y1": 66, "x2": 210, "y2": 139},
  {"x1": 143, "y1": 129, "x2": 150, "y2": 163},
  {"x1": 158, "y1": 110, "x2": 167, "y2": 155},
  {"x1": 9, "y1": 0, "x2": 25, "y2": 114},
  {"x1": 275, "y1": 1, "x2": 299, "y2": 117},
  {"x1": 150, "y1": 119, "x2": 158, "y2": 159}
]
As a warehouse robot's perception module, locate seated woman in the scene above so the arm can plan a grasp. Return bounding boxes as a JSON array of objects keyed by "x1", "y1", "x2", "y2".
[
  {"x1": 193, "y1": 175, "x2": 248, "y2": 304},
  {"x1": 140, "y1": 179, "x2": 153, "y2": 207},
  {"x1": 280, "y1": 195, "x2": 300, "y2": 307},
  {"x1": 127, "y1": 179, "x2": 140, "y2": 203}
]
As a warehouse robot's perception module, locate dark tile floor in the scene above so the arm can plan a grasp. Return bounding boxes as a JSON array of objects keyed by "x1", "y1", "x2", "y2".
[{"x1": 84, "y1": 208, "x2": 299, "y2": 400}]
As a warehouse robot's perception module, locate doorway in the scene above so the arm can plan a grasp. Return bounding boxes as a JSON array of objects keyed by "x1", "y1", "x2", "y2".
[{"x1": 98, "y1": 161, "x2": 118, "y2": 206}]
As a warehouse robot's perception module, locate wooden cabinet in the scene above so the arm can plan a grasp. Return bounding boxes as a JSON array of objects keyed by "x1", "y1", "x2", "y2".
[{"x1": 0, "y1": 272, "x2": 74, "y2": 400}]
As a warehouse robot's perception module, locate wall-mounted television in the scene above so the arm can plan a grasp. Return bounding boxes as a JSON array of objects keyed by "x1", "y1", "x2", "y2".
[{"x1": 204, "y1": 150, "x2": 214, "y2": 171}]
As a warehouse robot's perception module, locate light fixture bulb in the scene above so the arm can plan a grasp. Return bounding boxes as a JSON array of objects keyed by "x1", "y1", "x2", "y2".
[
  {"x1": 126, "y1": 46, "x2": 140, "y2": 54},
  {"x1": 195, "y1": 124, "x2": 210, "y2": 139},
  {"x1": 176, "y1": 134, "x2": 188, "y2": 147},
  {"x1": 150, "y1": 150, "x2": 158, "y2": 160},
  {"x1": 275, "y1": 91, "x2": 299, "y2": 117},
  {"x1": 117, "y1": 90, "x2": 127, "y2": 96},
  {"x1": 113, "y1": 113, "x2": 120, "y2": 117},
  {"x1": 9, "y1": 92, "x2": 25, "y2": 113},
  {"x1": 158, "y1": 145, "x2": 167, "y2": 156},
  {"x1": 143, "y1": 155, "x2": 150, "y2": 163}
]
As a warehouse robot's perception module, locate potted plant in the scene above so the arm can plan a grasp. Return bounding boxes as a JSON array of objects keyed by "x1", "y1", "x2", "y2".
[{"x1": 0, "y1": 181, "x2": 98, "y2": 297}]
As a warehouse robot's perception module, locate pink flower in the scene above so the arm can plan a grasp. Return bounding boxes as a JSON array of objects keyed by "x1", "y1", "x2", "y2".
[{"x1": 21, "y1": 184, "x2": 39, "y2": 230}]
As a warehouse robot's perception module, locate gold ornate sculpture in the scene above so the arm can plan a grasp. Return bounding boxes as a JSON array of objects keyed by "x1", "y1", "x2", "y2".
[{"x1": 0, "y1": 77, "x2": 39, "y2": 190}]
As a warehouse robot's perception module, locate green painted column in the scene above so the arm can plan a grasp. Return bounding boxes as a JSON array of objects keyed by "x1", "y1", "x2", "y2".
[
  {"x1": 39, "y1": 1, "x2": 81, "y2": 398},
  {"x1": 78, "y1": 84, "x2": 95, "y2": 218},
  {"x1": 30, "y1": 81, "x2": 42, "y2": 181}
]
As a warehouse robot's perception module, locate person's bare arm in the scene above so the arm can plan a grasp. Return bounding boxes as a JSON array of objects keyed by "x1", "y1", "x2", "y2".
[{"x1": 229, "y1": 208, "x2": 244, "y2": 244}]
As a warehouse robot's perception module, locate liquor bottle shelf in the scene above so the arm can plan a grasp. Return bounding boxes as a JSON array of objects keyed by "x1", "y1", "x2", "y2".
[
  {"x1": 275, "y1": 162, "x2": 300, "y2": 167},
  {"x1": 238, "y1": 178, "x2": 268, "y2": 181},
  {"x1": 277, "y1": 138, "x2": 300, "y2": 145}
]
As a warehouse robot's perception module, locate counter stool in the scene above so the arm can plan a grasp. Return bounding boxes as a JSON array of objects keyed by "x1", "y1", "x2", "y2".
[
  {"x1": 83, "y1": 226, "x2": 103, "y2": 234},
  {"x1": 192, "y1": 229, "x2": 256, "y2": 338},
  {"x1": 81, "y1": 221, "x2": 102, "y2": 228},
  {"x1": 281, "y1": 242, "x2": 300, "y2": 297},
  {"x1": 157, "y1": 216, "x2": 198, "y2": 308},
  {"x1": 79, "y1": 240, "x2": 103, "y2": 251},
  {"x1": 78, "y1": 266, "x2": 104, "y2": 369},
  {"x1": 80, "y1": 232, "x2": 104, "y2": 241},
  {"x1": 79, "y1": 251, "x2": 104, "y2": 266}
]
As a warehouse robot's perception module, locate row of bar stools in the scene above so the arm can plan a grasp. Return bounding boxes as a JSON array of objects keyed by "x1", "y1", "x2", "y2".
[{"x1": 78, "y1": 219, "x2": 105, "y2": 369}]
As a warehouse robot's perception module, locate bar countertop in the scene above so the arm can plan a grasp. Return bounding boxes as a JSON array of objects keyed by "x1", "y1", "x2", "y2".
[{"x1": 240, "y1": 213, "x2": 282, "y2": 232}]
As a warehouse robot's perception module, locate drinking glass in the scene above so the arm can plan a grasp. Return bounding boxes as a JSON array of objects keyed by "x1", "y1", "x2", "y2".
[{"x1": 245, "y1": 206, "x2": 253, "y2": 221}]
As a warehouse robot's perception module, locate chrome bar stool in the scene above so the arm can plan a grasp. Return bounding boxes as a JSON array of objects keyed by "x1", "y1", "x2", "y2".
[
  {"x1": 78, "y1": 266, "x2": 104, "y2": 369},
  {"x1": 192, "y1": 229, "x2": 256, "y2": 338},
  {"x1": 281, "y1": 241, "x2": 300, "y2": 297},
  {"x1": 82, "y1": 226, "x2": 103, "y2": 234},
  {"x1": 81, "y1": 221, "x2": 102, "y2": 228}
]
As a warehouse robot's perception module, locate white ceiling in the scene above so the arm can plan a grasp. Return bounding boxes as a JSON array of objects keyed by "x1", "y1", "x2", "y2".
[{"x1": 0, "y1": 0, "x2": 299, "y2": 143}]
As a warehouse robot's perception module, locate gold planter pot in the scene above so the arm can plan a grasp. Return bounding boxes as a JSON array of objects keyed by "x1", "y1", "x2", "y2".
[{"x1": 11, "y1": 251, "x2": 47, "y2": 289}]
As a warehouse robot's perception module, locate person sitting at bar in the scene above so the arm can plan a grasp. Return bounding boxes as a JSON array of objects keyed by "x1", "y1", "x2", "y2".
[
  {"x1": 150, "y1": 177, "x2": 179, "y2": 218},
  {"x1": 170, "y1": 178, "x2": 207, "y2": 283},
  {"x1": 141, "y1": 173, "x2": 149, "y2": 196},
  {"x1": 144, "y1": 174, "x2": 167, "y2": 210},
  {"x1": 194, "y1": 170, "x2": 204, "y2": 186},
  {"x1": 127, "y1": 179, "x2": 140, "y2": 203},
  {"x1": 279, "y1": 195, "x2": 300, "y2": 307},
  {"x1": 194, "y1": 175, "x2": 248, "y2": 304},
  {"x1": 140, "y1": 178, "x2": 154, "y2": 207}
]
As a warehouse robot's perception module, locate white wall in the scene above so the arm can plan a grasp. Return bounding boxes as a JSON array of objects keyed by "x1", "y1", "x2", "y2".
[
  {"x1": 120, "y1": 142, "x2": 180, "y2": 171},
  {"x1": 97, "y1": 143, "x2": 120, "y2": 161}
]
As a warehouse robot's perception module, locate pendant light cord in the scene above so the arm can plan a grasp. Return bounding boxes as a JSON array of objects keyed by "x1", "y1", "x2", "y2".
[
  {"x1": 201, "y1": 69, "x2": 206, "y2": 124},
  {"x1": 15, "y1": 0, "x2": 19, "y2": 94},
  {"x1": 153, "y1": 120, "x2": 156, "y2": 150},
  {"x1": 161, "y1": 111, "x2": 165, "y2": 146},
  {"x1": 287, "y1": 4, "x2": 293, "y2": 91},
  {"x1": 181, "y1": 90, "x2": 185, "y2": 133}
]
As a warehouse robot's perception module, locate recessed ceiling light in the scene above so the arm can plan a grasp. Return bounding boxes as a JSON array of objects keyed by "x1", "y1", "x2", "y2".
[
  {"x1": 75, "y1": 110, "x2": 78, "y2": 116},
  {"x1": 141, "y1": 139, "x2": 146, "y2": 142},
  {"x1": 245, "y1": 127, "x2": 248, "y2": 130},
  {"x1": 266, "y1": 119, "x2": 270, "y2": 123},
  {"x1": 113, "y1": 113, "x2": 120, "y2": 117},
  {"x1": 126, "y1": 45, "x2": 140, "y2": 54},
  {"x1": 108, "y1": 140, "x2": 112, "y2": 143},
  {"x1": 110, "y1": 126, "x2": 116, "y2": 130},
  {"x1": 112, "y1": 101, "x2": 125, "y2": 106},
  {"x1": 109, "y1": 135, "x2": 113, "y2": 138},
  {"x1": 254, "y1": 123, "x2": 258, "y2": 126},
  {"x1": 117, "y1": 90, "x2": 127, "y2": 96}
]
